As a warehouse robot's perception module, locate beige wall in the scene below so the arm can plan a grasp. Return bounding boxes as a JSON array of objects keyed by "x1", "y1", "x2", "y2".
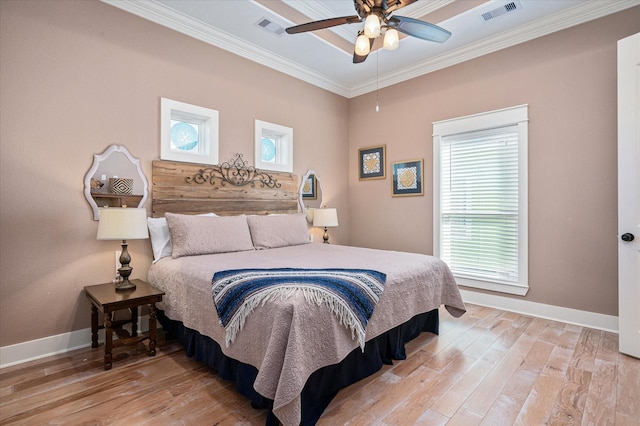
[
  {"x1": 348, "y1": 7, "x2": 640, "y2": 316},
  {"x1": 0, "y1": 0, "x2": 349, "y2": 347},
  {"x1": 1, "y1": 0, "x2": 638, "y2": 350}
]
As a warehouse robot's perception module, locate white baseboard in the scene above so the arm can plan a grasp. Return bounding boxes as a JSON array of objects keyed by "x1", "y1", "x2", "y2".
[
  {"x1": 0, "y1": 316, "x2": 149, "y2": 369},
  {"x1": 459, "y1": 289, "x2": 619, "y2": 333},
  {"x1": 0, "y1": 296, "x2": 619, "y2": 369}
]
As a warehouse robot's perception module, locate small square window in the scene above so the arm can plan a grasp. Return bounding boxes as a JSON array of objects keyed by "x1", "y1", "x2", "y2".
[
  {"x1": 161, "y1": 98, "x2": 219, "y2": 165},
  {"x1": 255, "y1": 119, "x2": 293, "y2": 172}
]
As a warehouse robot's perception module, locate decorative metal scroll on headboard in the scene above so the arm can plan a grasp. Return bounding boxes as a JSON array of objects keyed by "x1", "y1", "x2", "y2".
[{"x1": 185, "y1": 153, "x2": 281, "y2": 188}]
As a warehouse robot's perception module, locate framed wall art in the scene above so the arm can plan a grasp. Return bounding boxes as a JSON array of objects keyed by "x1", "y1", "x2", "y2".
[
  {"x1": 160, "y1": 97, "x2": 219, "y2": 165},
  {"x1": 301, "y1": 173, "x2": 317, "y2": 200},
  {"x1": 391, "y1": 159, "x2": 424, "y2": 197},
  {"x1": 358, "y1": 145, "x2": 386, "y2": 180}
]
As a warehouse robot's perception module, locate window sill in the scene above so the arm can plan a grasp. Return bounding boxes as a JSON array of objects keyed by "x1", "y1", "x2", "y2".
[{"x1": 455, "y1": 276, "x2": 529, "y2": 296}]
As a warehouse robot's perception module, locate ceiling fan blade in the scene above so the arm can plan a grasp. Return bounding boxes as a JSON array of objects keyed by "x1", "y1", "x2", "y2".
[
  {"x1": 353, "y1": 51, "x2": 369, "y2": 63},
  {"x1": 389, "y1": 16, "x2": 451, "y2": 43},
  {"x1": 285, "y1": 16, "x2": 361, "y2": 34},
  {"x1": 353, "y1": 37, "x2": 375, "y2": 64}
]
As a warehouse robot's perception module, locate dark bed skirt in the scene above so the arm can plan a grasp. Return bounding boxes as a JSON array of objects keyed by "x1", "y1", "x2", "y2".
[{"x1": 157, "y1": 309, "x2": 439, "y2": 425}]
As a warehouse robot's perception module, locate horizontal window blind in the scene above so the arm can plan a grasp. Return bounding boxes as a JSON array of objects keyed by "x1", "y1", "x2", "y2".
[{"x1": 440, "y1": 125, "x2": 519, "y2": 283}]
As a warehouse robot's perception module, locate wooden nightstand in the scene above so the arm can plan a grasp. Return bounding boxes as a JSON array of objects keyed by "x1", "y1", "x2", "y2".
[{"x1": 84, "y1": 279, "x2": 165, "y2": 370}]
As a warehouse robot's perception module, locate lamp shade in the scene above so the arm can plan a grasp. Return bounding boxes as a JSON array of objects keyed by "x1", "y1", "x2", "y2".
[
  {"x1": 313, "y1": 208, "x2": 338, "y2": 228},
  {"x1": 97, "y1": 208, "x2": 149, "y2": 240}
]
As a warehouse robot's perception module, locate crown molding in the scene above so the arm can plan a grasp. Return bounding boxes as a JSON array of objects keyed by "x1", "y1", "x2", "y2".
[
  {"x1": 101, "y1": 0, "x2": 351, "y2": 97},
  {"x1": 349, "y1": 0, "x2": 640, "y2": 97},
  {"x1": 102, "y1": 0, "x2": 639, "y2": 99}
]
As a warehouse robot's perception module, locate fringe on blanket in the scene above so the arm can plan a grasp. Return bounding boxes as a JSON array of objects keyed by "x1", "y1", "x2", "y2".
[{"x1": 223, "y1": 285, "x2": 368, "y2": 351}]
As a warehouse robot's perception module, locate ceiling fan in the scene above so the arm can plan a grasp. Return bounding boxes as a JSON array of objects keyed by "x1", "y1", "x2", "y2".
[{"x1": 285, "y1": 0, "x2": 452, "y2": 63}]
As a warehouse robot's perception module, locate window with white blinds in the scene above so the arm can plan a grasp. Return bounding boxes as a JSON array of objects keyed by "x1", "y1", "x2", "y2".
[{"x1": 433, "y1": 105, "x2": 528, "y2": 295}]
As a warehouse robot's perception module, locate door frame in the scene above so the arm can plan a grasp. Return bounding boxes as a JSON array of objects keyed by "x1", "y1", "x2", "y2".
[{"x1": 617, "y1": 32, "x2": 640, "y2": 359}]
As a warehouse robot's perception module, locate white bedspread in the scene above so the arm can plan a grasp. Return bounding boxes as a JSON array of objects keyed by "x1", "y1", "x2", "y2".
[{"x1": 148, "y1": 243, "x2": 465, "y2": 425}]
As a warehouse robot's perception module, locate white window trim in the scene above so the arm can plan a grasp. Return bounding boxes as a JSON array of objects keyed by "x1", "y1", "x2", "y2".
[
  {"x1": 254, "y1": 119, "x2": 293, "y2": 173},
  {"x1": 160, "y1": 98, "x2": 219, "y2": 165},
  {"x1": 433, "y1": 104, "x2": 529, "y2": 296}
]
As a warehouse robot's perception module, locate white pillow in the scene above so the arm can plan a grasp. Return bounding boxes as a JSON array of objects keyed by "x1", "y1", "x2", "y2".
[
  {"x1": 166, "y1": 213, "x2": 254, "y2": 258},
  {"x1": 247, "y1": 213, "x2": 311, "y2": 249},
  {"x1": 147, "y1": 213, "x2": 217, "y2": 262}
]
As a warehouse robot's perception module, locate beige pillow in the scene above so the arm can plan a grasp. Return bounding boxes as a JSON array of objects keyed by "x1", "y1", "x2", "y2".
[
  {"x1": 147, "y1": 213, "x2": 218, "y2": 262},
  {"x1": 165, "y1": 213, "x2": 254, "y2": 258},
  {"x1": 247, "y1": 213, "x2": 310, "y2": 249}
]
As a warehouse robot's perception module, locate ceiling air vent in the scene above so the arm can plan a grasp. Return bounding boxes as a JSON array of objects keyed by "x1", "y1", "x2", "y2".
[
  {"x1": 256, "y1": 17, "x2": 286, "y2": 37},
  {"x1": 482, "y1": 1, "x2": 522, "y2": 21}
]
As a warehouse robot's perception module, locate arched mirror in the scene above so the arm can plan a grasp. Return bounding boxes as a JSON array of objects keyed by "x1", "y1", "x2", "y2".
[
  {"x1": 84, "y1": 145, "x2": 149, "y2": 220},
  {"x1": 299, "y1": 169, "x2": 323, "y2": 221}
]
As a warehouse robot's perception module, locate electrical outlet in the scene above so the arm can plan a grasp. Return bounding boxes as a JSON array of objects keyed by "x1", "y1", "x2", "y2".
[{"x1": 115, "y1": 251, "x2": 122, "y2": 277}]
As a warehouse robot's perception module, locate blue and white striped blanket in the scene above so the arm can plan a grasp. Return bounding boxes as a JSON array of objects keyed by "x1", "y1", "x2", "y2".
[{"x1": 212, "y1": 268, "x2": 386, "y2": 350}]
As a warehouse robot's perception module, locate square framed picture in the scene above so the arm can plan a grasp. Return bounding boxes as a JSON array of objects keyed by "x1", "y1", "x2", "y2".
[
  {"x1": 358, "y1": 145, "x2": 386, "y2": 180},
  {"x1": 392, "y1": 159, "x2": 424, "y2": 197},
  {"x1": 301, "y1": 173, "x2": 317, "y2": 200}
]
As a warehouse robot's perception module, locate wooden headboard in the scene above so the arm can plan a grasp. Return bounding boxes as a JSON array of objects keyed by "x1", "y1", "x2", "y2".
[{"x1": 152, "y1": 154, "x2": 299, "y2": 217}]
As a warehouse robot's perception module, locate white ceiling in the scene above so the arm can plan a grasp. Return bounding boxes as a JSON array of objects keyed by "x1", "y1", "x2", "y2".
[{"x1": 102, "y1": 0, "x2": 638, "y2": 98}]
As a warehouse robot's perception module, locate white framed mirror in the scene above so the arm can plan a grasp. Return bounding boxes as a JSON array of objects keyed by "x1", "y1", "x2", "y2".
[
  {"x1": 299, "y1": 169, "x2": 323, "y2": 222},
  {"x1": 84, "y1": 145, "x2": 149, "y2": 220}
]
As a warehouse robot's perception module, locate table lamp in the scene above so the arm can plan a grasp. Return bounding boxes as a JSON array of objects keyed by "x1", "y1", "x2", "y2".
[
  {"x1": 97, "y1": 207, "x2": 149, "y2": 291},
  {"x1": 313, "y1": 208, "x2": 338, "y2": 244}
]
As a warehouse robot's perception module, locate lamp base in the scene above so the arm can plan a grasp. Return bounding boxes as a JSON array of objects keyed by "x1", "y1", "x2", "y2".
[
  {"x1": 323, "y1": 227, "x2": 330, "y2": 244},
  {"x1": 115, "y1": 278, "x2": 136, "y2": 291},
  {"x1": 116, "y1": 241, "x2": 136, "y2": 291}
]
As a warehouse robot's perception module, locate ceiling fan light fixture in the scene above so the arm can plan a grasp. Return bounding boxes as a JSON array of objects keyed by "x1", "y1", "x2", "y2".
[
  {"x1": 383, "y1": 28, "x2": 399, "y2": 50},
  {"x1": 285, "y1": 1, "x2": 452, "y2": 64},
  {"x1": 355, "y1": 33, "x2": 371, "y2": 56},
  {"x1": 363, "y1": 14, "x2": 381, "y2": 38}
]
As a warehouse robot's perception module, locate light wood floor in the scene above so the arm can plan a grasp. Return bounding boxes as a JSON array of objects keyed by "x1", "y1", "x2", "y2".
[{"x1": 1, "y1": 304, "x2": 638, "y2": 425}]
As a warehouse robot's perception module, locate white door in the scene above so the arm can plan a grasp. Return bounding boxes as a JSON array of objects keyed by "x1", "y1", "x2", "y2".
[{"x1": 618, "y1": 32, "x2": 640, "y2": 359}]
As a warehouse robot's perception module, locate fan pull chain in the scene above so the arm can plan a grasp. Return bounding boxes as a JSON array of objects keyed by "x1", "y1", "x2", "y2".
[{"x1": 375, "y1": 37, "x2": 380, "y2": 113}]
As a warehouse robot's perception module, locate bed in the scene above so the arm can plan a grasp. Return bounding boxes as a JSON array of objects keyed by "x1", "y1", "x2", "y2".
[{"x1": 147, "y1": 156, "x2": 466, "y2": 425}]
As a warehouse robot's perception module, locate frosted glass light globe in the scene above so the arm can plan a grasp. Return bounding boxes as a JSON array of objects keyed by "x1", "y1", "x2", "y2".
[
  {"x1": 383, "y1": 28, "x2": 399, "y2": 50},
  {"x1": 363, "y1": 14, "x2": 380, "y2": 38},
  {"x1": 355, "y1": 33, "x2": 371, "y2": 56}
]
